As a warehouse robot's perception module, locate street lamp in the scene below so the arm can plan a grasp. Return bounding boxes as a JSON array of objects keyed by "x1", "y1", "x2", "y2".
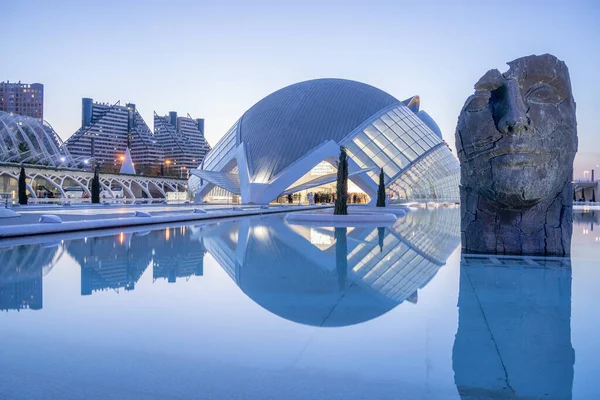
[{"x1": 165, "y1": 160, "x2": 171, "y2": 176}]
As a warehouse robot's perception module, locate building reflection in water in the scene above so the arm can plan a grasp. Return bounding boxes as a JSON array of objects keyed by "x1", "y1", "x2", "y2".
[
  {"x1": 202, "y1": 207, "x2": 460, "y2": 327},
  {"x1": 0, "y1": 207, "x2": 460, "y2": 323},
  {"x1": 65, "y1": 226, "x2": 206, "y2": 295},
  {"x1": 453, "y1": 254, "x2": 574, "y2": 399},
  {"x1": 573, "y1": 209, "x2": 599, "y2": 241},
  {"x1": 152, "y1": 227, "x2": 206, "y2": 283},
  {"x1": 0, "y1": 243, "x2": 64, "y2": 312}
]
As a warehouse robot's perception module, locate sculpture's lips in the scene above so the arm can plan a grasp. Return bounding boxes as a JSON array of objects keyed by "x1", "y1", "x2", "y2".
[{"x1": 490, "y1": 151, "x2": 549, "y2": 167}]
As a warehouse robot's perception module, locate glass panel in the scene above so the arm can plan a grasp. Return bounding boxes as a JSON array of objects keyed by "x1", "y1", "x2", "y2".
[
  {"x1": 345, "y1": 141, "x2": 368, "y2": 169},
  {"x1": 373, "y1": 119, "x2": 389, "y2": 133},
  {"x1": 363, "y1": 141, "x2": 379, "y2": 158},
  {"x1": 374, "y1": 132, "x2": 392, "y2": 149},
  {"x1": 404, "y1": 147, "x2": 418, "y2": 161},
  {"x1": 404, "y1": 116, "x2": 418, "y2": 128},
  {"x1": 373, "y1": 151, "x2": 392, "y2": 167},
  {"x1": 384, "y1": 161, "x2": 400, "y2": 176},
  {"x1": 387, "y1": 111, "x2": 401, "y2": 123},
  {"x1": 410, "y1": 141, "x2": 426, "y2": 155},
  {"x1": 364, "y1": 125, "x2": 380, "y2": 139},
  {"x1": 380, "y1": 113, "x2": 395, "y2": 127},
  {"x1": 392, "y1": 137, "x2": 410, "y2": 153},
  {"x1": 396, "y1": 153, "x2": 411, "y2": 169},
  {"x1": 353, "y1": 133, "x2": 370, "y2": 149}
]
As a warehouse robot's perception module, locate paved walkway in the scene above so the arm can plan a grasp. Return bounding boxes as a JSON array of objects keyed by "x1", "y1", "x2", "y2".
[{"x1": 0, "y1": 203, "x2": 333, "y2": 238}]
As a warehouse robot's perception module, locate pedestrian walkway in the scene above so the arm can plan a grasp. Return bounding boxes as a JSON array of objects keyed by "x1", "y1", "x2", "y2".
[{"x1": 0, "y1": 203, "x2": 333, "y2": 238}]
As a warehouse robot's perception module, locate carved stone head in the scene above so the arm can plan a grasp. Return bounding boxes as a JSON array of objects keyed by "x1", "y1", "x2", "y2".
[
  {"x1": 456, "y1": 54, "x2": 577, "y2": 255},
  {"x1": 456, "y1": 54, "x2": 577, "y2": 209}
]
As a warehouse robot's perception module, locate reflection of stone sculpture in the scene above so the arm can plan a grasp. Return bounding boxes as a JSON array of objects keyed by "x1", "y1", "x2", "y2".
[
  {"x1": 456, "y1": 54, "x2": 577, "y2": 255},
  {"x1": 453, "y1": 255, "x2": 574, "y2": 399}
]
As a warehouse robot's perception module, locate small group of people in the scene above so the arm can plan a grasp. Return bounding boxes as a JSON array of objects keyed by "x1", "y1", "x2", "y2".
[
  {"x1": 309, "y1": 192, "x2": 335, "y2": 204},
  {"x1": 304, "y1": 192, "x2": 368, "y2": 205},
  {"x1": 279, "y1": 191, "x2": 370, "y2": 205}
]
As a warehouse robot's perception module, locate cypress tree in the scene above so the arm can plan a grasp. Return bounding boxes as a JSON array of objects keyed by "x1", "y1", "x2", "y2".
[
  {"x1": 376, "y1": 167, "x2": 386, "y2": 207},
  {"x1": 334, "y1": 146, "x2": 348, "y2": 215},
  {"x1": 378, "y1": 227, "x2": 385, "y2": 253},
  {"x1": 335, "y1": 227, "x2": 348, "y2": 290},
  {"x1": 18, "y1": 166, "x2": 27, "y2": 205},
  {"x1": 91, "y1": 168, "x2": 100, "y2": 204}
]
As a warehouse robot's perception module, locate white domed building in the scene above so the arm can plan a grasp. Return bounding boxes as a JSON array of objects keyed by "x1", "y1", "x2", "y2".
[{"x1": 189, "y1": 78, "x2": 459, "y2": 204}]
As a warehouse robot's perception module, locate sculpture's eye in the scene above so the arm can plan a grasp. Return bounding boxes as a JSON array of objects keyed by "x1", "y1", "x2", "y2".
[
  {"x1": 462, "y1": 94, "x2": 489, "y2": 112},
  {"x1": 526, "y1": 84, "x2": 562, "y2": 105}
]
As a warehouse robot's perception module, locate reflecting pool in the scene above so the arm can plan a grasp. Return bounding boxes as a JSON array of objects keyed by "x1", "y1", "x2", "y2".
[{"x1": 1, "y1": 208, "x2": 599, "y2": 399}]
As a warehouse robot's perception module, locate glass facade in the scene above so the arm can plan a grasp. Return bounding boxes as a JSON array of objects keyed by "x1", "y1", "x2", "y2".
[
  {"x1": 341, "y1": 104, "x2": 459, "y2": 202},
  {"x1": 387, "y1": 145, "x2": 460, "y2": 202},
  {"x1": 189, "y1": 121, "x2": 238, "y2": 195}
]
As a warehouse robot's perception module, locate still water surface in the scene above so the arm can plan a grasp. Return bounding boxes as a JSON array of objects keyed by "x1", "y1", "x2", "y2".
[{"x1": 1, "y1": 208, "x2": 599, "y2": 399}]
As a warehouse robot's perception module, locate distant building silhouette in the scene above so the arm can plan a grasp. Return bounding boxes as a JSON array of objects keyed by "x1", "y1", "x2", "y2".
[{"x1": 0, "y1": 81, "x2": 44, "y2": 121}]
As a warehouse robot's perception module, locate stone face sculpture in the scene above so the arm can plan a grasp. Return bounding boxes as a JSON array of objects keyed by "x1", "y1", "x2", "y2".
[{"x1": 456, "y1": 54, "x2": 578, "y2": 255}]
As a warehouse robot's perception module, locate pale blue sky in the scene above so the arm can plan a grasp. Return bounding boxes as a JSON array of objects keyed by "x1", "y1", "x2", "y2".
[{"x1": 3, "y1": 0, "x2": 599, "y2": 177}]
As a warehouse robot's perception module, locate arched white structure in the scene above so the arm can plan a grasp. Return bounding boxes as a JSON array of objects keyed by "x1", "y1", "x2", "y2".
[
  {"x1": 0, "y1": 164, "x2": 187, "y2": 200},
  {"x1": 0, "y1": 111, "x2": 76, "y2": 168}
]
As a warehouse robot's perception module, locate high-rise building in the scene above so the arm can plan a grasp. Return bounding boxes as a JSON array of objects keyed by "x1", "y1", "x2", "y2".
[
  {"x1": 154, "y1": 111, "x2": 211, "y2": 178},
  {"x1": 0, "y1": 81, "x2": 44, "y2": 121},
  {"x1": 66, "y1": 98, "x2": 163, "y2": 173}
]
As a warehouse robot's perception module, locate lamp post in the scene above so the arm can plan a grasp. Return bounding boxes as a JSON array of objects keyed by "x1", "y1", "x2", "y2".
[
  {"x1": 165, "y1": 160, "x2": 171, "y2": 176},
  {"x1": 584, "y1": 170, "x2": 589, "y2": 181}
]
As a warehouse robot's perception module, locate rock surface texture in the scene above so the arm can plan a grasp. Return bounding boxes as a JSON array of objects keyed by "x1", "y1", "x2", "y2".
[{"x1": 455, "y1": 54, "x2": 578, "y2": 255}]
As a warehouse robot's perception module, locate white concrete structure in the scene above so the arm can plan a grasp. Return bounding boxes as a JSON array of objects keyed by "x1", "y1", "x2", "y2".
[
  {"x1": 189, "y1": 79, "x2": 460, "y2": 205},
  {"x1": 0, "y1": 111, "x2": 75, "y2": 168},
  {"x1": 0, "y1": 164, "x2": 187, "y2": 200}
]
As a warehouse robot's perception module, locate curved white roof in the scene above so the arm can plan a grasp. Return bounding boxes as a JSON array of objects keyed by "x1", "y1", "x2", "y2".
[
  {"x1": 238, "y1": 78, "x2": 400, "y2": 182},
  {"x1": 0, "y1": 111, "x2": 75, "y2": 168}
]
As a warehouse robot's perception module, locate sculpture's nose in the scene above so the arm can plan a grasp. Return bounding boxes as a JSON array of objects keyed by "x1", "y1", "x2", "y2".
[{"x1": 495, "y1": 79, "x2": 530, "y2": 135}]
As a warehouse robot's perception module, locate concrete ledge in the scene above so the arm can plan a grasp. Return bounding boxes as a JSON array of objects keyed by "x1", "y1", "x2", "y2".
[
  {"x1": 0, "y1": 209, "x2": 20, "y2": 219},
  {"x1": 348, "y1": 205, "x2": 408, "y2": 216},
  {"x1": 0, "y1": 205, "x2": 333, "y2": 239},
  {"x1": 285, "y1": 211, "x2": 397, "y2": 227}
]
